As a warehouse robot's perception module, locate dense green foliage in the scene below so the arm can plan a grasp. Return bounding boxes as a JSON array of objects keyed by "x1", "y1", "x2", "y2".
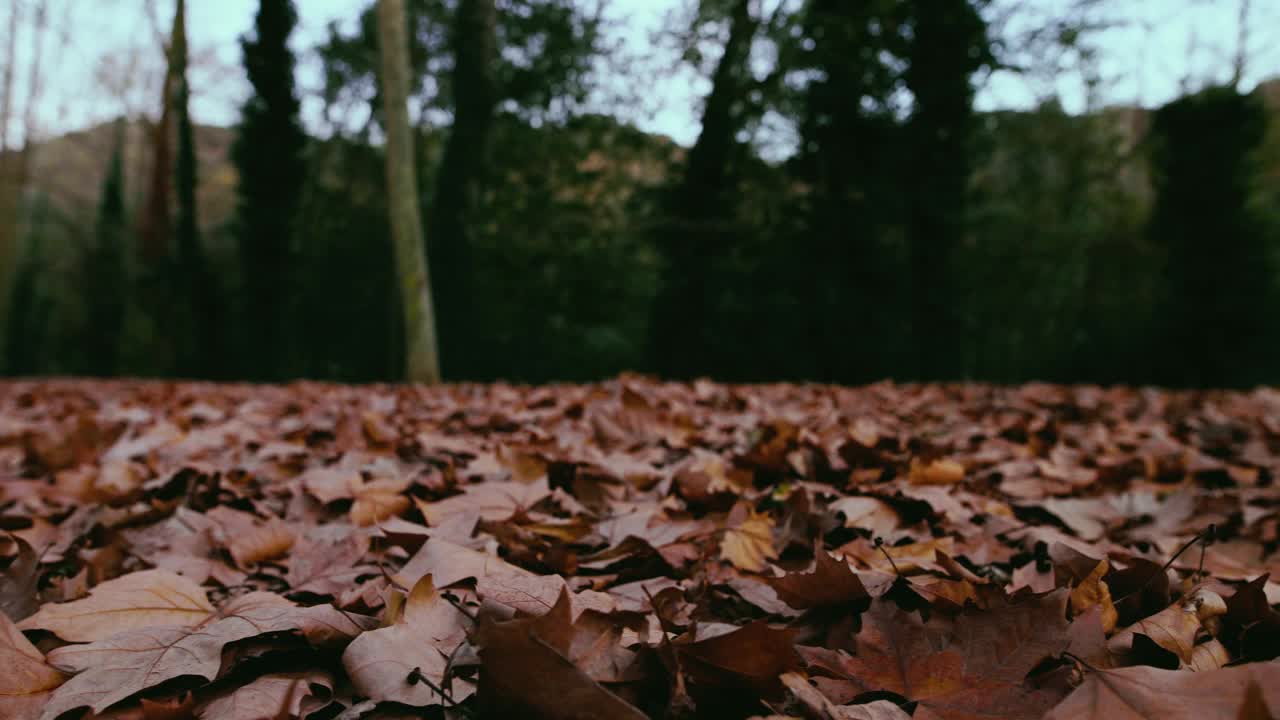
[
  {"x1": 1, "y1": 0, "x2": 1277, "y2": 386},
  {"x1": 234, "y1": 0, "x2": 309, "y2": 381}
]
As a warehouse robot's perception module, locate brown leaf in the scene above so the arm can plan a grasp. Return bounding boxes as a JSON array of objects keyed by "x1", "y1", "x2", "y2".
[
  {"x1": 417, "y1": 478, "x2": 551, "y2": 525},
  {"x1": 18, "y1": 569, "x2": 215, "y2": 642},
  {"x1": 393, "y1": 537, "x2": 530, "y2": 589},
  {"x1": 226, "y1": 518, "x2": 296, "y2": 567},
  {"x1": 286, "y1": 525, "x2": 375, "y2": 595},
  {"x1": 475, "y1": 572, "x2": 619, "y2": 617},
  {"x1": 674, "y1": 620, "x2": 803, "y2": 698},
  {"x1": 827, "y1": 496, "x2": 899, "y2": 537},
  {"x1": 1, "y1": 609, "x2": 66, "y2": 718},
  {"x1": 342, "y1": 575, "x2": 474, "y2": 707},
  {"x1": 1, "y1": 533, "x2": 41, "y2": 621},
  {"x1": 1108, "y1": 597, "x2": 1204, "y2": 665},
  {"x1": 802, "y1": 596, "x2": 1068, "y2": 720},
  {"x1": 780, "y1": 672, "x2": 911, "y2": 720},
  {"x1": 474, "y1": 589, "x2": 646, "y2": 719},
  {"x1": 196, "y1": 671, "x2": 334, "y2": 720},
  {"x1": 765, "y1": 549, "x2": 870, "y2": 610},
  {"x1": 42, "y1": 592, "x2": 372, "y2": 717},
  {"x1": 1045, "y1": 663, "x2": 1280, "y2": 719}
]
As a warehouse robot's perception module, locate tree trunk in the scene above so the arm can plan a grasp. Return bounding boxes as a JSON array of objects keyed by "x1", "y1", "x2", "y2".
[
  {"x1": 650, "y1": 0, "x2": 757, "y2": 378},
  {"x1": 427, "y1": 0, "x2": 497, "y2": 378},
  {"x1": 0, "y1": 0, "x2": 20, "y2": 365},
  {"x1": 377, "y1": 0, "x2": 441, "y2": 383}
]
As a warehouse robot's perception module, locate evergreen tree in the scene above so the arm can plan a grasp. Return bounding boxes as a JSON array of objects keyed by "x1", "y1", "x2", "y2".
[
  {"x1": 171, "y1": 0, "x2": 221, "y2": 378},
  {"x1": 427, "y1": 0, "x2": 496, "y2": 379},
  {"x1": 84, "y1": 120, "x2": 128, "y2": 375},
  {"x1": 649, "y1": 0, "x2": 759, "y2": 379},
  {"x1": 1149, "y1": 86, "x2": 1270, "y2": 387},
  {"x1": 234, "y1": 0, "x2": 308, "y2": 381},
  {"x1": 901, "y1": 0, "x2": 991, "y2": 380},
  {"x1": 790, "y1": 0, "x2": 908, "y2": 383}
]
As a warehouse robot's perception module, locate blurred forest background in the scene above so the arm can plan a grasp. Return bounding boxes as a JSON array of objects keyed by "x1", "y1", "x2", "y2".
[{"x1": 0, "y1": 0, "x2": 1278, "y2": 387}]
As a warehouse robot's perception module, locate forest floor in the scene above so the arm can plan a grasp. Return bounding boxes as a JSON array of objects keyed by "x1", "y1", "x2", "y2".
[{"x1": 2, "y1": 378, "x2": 1280, "y2": 719}]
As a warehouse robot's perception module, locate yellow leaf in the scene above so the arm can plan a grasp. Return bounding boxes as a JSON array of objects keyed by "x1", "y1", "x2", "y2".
[
  {"x1": 18, "y1": 569, "x2": 214, "y2": 642},
  {"x1": 720, "y1": 505, "x2": 777, "y2": 573},
  {"x1": 909, "y1": 458, "x2": 966, "y2": 485},
  {"x1": 1070, "y1": 559, "x2": 1118, "y2": 633}
]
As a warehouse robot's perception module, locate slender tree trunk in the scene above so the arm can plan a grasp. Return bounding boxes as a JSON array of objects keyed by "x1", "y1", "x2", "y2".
[
  {"x1": 140, "y1": 39, "x2": 176, "y2": 264},
  {"x1": 171, "y1": 0, "x2": 219, "y2": 378},
  {"x1": 377, "y1": 0, "x2": 441, "y2": 383},
  {"x1": 427, "y1": 0, "x2": 497, "y2": 378},
  {"x1": 0, "y1": 1, "x2": 20, "y2": 365}
]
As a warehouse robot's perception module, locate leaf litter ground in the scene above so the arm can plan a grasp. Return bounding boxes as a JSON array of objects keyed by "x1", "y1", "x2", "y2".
[{"x1": 2, "y1": 378, "x2": 1280, "y2": 719}]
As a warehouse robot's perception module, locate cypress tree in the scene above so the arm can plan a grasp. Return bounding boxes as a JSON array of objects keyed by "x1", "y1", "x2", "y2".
[
  {"x1": 901, "y1": 0, "x2": 990, "y2": 380},
  {"x1": 171, "y1": 0, "x2": 221, "y2": 378},
  {"x1": 85, "y1": 120, "x2": 128, "y2": 375},
  {"x1": 234, "y1": 0, "x2": 307, "y2": 381},
  {"x1": 1149, "y1": 86, "x2": 1269, "y2": 387}
]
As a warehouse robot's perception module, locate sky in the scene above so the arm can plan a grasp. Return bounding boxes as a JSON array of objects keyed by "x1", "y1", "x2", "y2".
[{"x1": 4, "y1": 0, "x2": 1279, "y2": 150}]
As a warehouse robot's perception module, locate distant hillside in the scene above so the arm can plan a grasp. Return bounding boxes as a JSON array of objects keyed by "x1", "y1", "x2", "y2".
[
  {"x1": 21, "y1": 77, "x2": 1280, "y2": 237},
  {"x1": 26, "y1": 119, "x2": 237, "y2": 233}
]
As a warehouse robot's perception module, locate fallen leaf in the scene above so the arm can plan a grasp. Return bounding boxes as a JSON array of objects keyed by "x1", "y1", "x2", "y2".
[
  {"x1": 765, "y1": 549, "x2": 870, "y2": 610},
  {"x1": 1045, "y1": 663, "x2": 1280, "y2": 719},
  {"x1": 474, "y1": 589, "x2": 646, "y2": 719},
  {"x1": 342, "y1": 575, "x2": 474, "y2": 707},
  {"x1": 196, "y1": 671, "x2": 334, "y2": 720},
  {"x1": 286, "y1": 525, "x2": 375, "y2": 595},
  {"x1": 1, "y1": 533, "x2": 41, "y2": 621},
  {"x1": 721, "y1": 503, "x2": 778, "y2": 573},
  {"x1": 41, "y1": 591, "x2": 372, "y2": 717},
  {"x1": 1, "y1": 609, "x2": 66, "y2": 719},
  {"x1": 910, "y1": 458, "x2": 965, "y2": 485},
  {"x1": 18, "y1": 569, "x2": 215, "y2": 642},
  {"x1": 827, "y1": 496, "x2": 899, "y2": 537},
  {"x1": 780, "y1": 672, "x2": 912, "y2": 720},
  {"x1": 1070, "y1": 559, "x2": 1119, "y2": 633},
  {"x1": 393, "y1": 537, "x2": 531, "y2": 589},
  {"x1": 802, "y1": 596, "x2": 1068, "y2": 720}
]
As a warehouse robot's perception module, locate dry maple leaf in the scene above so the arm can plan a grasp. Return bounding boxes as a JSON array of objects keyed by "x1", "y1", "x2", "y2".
[
  {"x1": 1, "y1": 609, "x2": 67, "y2": 720},
  {"x1": 18, "y1": 568, "x2": 215, "y2": 642},
  {"x1": 196, "y1": 670, "x2": 334, "y2": 720},
  {"x1": 672, "y1": 620, "x2": 803, "y2": 699},
  {"x1": 1045, "y1": 663, "x2": 1280, "y2": 719},
  {"x1": 392, "y1": 537, "x2": 531, "y2": 589},
  {"x1": 40, "y1": 591, "x2": 373, "y2": 717},
  {"x1": 286, "y1": 524, "x2": 376, "y2": 595},
  {"x1": 1, "y1": 533, "x2": 41, "y2": 621},
  {"x1": 473, "y1": 588, "x2": 646, "y2": 719},
  {"x1": 779, "y1": 672, "x2": 911, "y2": 720},
  {"x1": 827, "y1": 496, "x2": 900, "y2": 537},
  {"x1": 416, "y1": 478, "x2": 552, "y2": 525},
  {"x1": 721, "y1": 503, "x2": 779, "y2": 573},
  {"x1": 803, "y1": 596, "x2": 1069, "y2": 720},
  {"x1": 765, "y1": 549, "x2": 870, "y2": 610},
  {"x1": 475, "y1": 572, "x2": 619, "y2": 617},
  {"x1": 343, "y1": 575, "x2": 475, "y2": 707},
  {"x1": 1105, "y1": 589, "x2": 1223, "y2": 661}
]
